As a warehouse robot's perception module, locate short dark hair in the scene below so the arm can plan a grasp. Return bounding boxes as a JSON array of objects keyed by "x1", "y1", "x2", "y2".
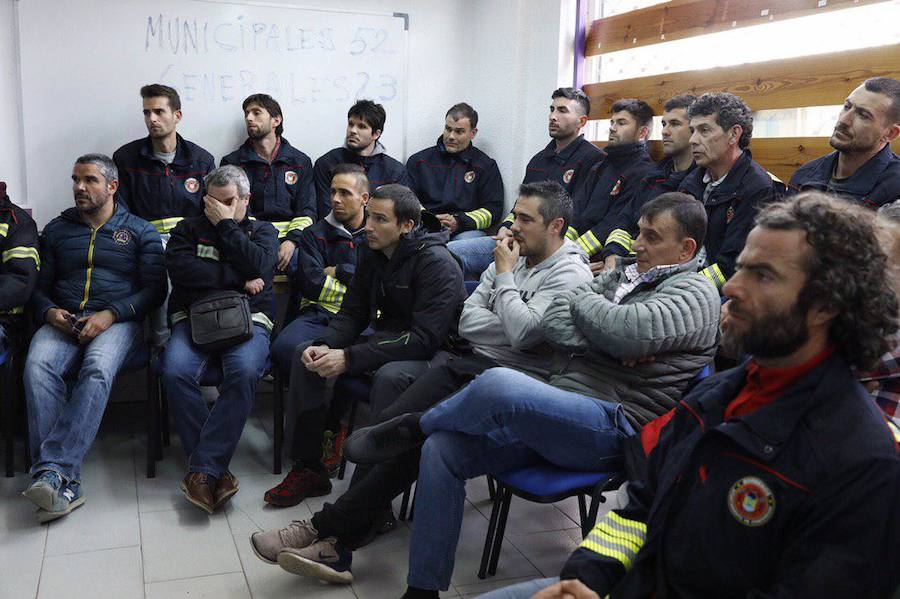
[
  {"x1": 518, "y1": 181, "x2": 573, "y2": 238},
  {"x1": 242, "y1": 94, "x2": 283, "y2": 136},
  {"x1": 330, "y1": 163, "x2": 368, "y2": 192},
  {"x1": 75, "y1": 153, "x2": 118, "y2": 183},
  {"x1": 755, "y1": 192, "x2": 898, "y2": 369},
  {"x1": 663, "y1": 94, "x2": 697, "y2": 113},
  {"x1": 641, "y1": 192, "x2": 707, "y2": 253},
  {"x1": 349, "y1": 99, "x2": 386, "y2": 134},
  {"x1": 370, "y1": 184, "x2": 421, "y2": 227},
  {"x1": 140, "y1": 84, "x2": 181, "y2": 111},
  {"x1": 551, "y1": 87, "x2": 591, "y2": 117},
  {"x1": 864, "y1": 77, "x2": 900, "y2": 125},
  {"x1": 611, "y1": 98, "x2": 654, "y2": 130},
  {"x1": 446, "y1": 103, "x2": 478, "y2": 128},
  {"x1": 689, "y1": 92, "x2": 753, "y2": 149}
]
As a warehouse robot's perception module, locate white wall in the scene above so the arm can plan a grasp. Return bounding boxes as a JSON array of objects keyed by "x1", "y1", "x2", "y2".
[{"x1": 0, "y1": 0, "x2": 571, "y2": 219}]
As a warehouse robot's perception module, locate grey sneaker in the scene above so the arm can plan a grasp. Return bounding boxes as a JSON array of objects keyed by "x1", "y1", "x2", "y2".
[
  {"x1": 22, "y1": 470, "x2": 64, "y2": 511},
  {"x1": 277, "y1": 537, "x2": 353, "y2": 584},
  {"x1": 250, "y1": 519, "x2": 319, "y2": 564},
  {"x1": 35, "y1": 480, "x2": 86, "y2": 523}
]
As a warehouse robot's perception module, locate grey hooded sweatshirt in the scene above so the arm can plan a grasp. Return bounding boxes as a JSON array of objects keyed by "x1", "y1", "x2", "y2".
[{"x1": 459, "y1": 239, "x2": 593, "y2": 379}]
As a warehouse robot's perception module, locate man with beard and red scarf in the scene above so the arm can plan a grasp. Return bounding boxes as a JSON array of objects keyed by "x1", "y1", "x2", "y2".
[{"x1": 480, "y1": 191, "x2": 900, "y2": 599}]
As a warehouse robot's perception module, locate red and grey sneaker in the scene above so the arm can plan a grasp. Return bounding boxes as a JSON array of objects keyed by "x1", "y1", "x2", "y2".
[
  {"x1": 263, "y1": 466, "x2": 332, "y2": 507},
  {"x1": 322, "y1": 424, "x2": 349, "y2": 478}
]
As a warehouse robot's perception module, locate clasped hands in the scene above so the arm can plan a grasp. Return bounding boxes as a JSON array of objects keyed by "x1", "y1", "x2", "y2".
[{"x1": 301, "y1": 344, "x2": 347, "y2": 378}]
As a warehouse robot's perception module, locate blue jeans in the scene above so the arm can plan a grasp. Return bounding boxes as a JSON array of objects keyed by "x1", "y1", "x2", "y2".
[
  {"x1": 448, "y1": 235, "x2": 495, "y2": 280},
  {"x1": 161, "y1": 321, "x2": 271, "y2": 478},
  {"x1": 451, "y1": 229, "x2": 487, "y2": 241},
  {"x1": 25, "y1": 320, "x2": 143, "y2": 482},
  {"x1": 271, "y1": 309, "x2": 332, "y2": 374},
  {"x1": 476, "y1": 577, "x2": 560, "y2": 598},
  {"x1": 408, "y1": 367, "x2": 635, "y2": 591}
]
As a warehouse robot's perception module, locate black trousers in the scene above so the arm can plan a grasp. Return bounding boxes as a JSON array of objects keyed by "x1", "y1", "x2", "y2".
[
  {"x1": 311, "y1": 354, "x2": 498, "y2": 543},
  {"x1": 288, "y1": 339, "x2": 449, "y2": 468}
]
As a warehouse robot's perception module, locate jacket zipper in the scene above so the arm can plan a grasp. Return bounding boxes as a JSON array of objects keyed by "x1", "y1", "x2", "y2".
[{"x1": 79, "y1": 228, "x2": 98, "y2": 310}]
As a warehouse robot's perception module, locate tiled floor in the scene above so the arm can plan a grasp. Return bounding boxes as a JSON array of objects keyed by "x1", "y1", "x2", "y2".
[{"x1": 1, "y1": 395, "x2": 613, "y2": 599}]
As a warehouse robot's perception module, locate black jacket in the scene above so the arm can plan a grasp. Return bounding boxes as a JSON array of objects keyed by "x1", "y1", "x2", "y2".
[
  {"x1": 315, "y1": 212, "x2": 466, "y2": 375},
  {"x1": 497, "y1": 135, "x2": 605, "y2": 238},
  {"x1": 0, "y1": 183, "x2": 39, "y2": 333},
  {"x1": 602, "y1": 158, "x2": 696, "y2": 258},
  {"x1": 680, "y1": 151, "x2": 781, "y2": 291},
  {"x1": 166, "y1": 215, "x2": 279, "y2": 330},
  {"x1": 313, "y1": 143, "x2": 410, "y2": 218},
  {"x1": 294, "y1": 213, "x2": 367, "y2": 315},
  {"x1": 113, "y1": 134, "x2": 215, "y2": 233},
  {"x1": 406, "y1": 138, "x2": 504, "y2": 233},
  {"x1": 789, "y1": 144, "x2": 900, "y2": 208},
  {"x1": 220, "y1": 137, "x2": 316, "y2": 243},
  {"x1": 574, "y1": 142, "x2": 655, "y2": 257},
  {"x1": 560, "y1": 355, "x2": 900, "y2": 598}
]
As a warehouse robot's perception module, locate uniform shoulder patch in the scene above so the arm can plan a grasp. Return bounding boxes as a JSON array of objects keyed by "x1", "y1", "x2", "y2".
[
  {"x1": 285, "y1": 171, "x2": 298, "y2": 185},
  {"x1": 184, "y1": 177, "x2": 200, "y2": 193},
  {"x1": 112, "y1": 229, "x2": 133, "y2": 246},
  {"x1": 464, "y1": 170, "x2": 476, "y2": 184},
  {"x1": 728, "y1": 476, "x2": 775, "y2": 527},
  {"x1": 562, "y1": 168, "x2": 575, "y2": 184}
]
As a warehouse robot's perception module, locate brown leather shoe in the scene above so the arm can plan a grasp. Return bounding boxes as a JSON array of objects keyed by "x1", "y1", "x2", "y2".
[
  {"x1": 214, "y1": 472, "x2": 239, "y2": 510},
  {"x1": 181, "y1": 472, "x2": 215, "y2": 514}
]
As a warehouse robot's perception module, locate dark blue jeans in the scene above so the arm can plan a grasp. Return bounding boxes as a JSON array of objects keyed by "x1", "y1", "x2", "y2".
[
  {"x1": 161, "y1": 321, "x2": 271, "y2": 478},
  {"x1": 408, "y1": 367, "x2": 636, "y2": 591}
]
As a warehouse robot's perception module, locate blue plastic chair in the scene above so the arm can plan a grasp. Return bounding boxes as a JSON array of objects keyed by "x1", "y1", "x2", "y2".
[{"x1": 478, "y1": 462, "x2": 625, "y2": 579}]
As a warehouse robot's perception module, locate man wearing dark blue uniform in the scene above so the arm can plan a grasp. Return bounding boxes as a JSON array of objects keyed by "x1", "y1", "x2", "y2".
[
  {"x1": 221, "y1": 94, "x2": 316, "y2": 272},
  {"x1": 449, "y1": 87, "x2": 604, "y2": 279},
  {"x1": 679, "y1": 92, "x2": 782, "y2": 293},
  {"x1": 313, "y1": 100, "x2": 409, "y2": 218},
  {"x1": 406, "y1": 103, "x2": 504, "y2": 241},
  {"x1": 790, "y1": 77, "x2": 900, "y2": 208},
  {"x1": 482, "y1": 193, "x2": 900, "y2": 599},
  {"x1": 600, "y1": 95, "x2": 697, "y2": 271}
]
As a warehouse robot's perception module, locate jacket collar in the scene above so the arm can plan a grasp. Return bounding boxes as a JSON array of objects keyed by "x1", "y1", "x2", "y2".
[
  {"x1": 540, "y1": 135, "x2": 594, "y2": 163},
  {"x1": 436, "y1": 136, "x2": 475, "y2": 163},
  {"x1": 603, "y1": 141, "x2": 649, "y2": 165},
  {"x1": 237, "y1": 136, "x2": 294, "y2": 164},
  {"x1": 138, "y1": 133, "x2": 193, "y2": 167},
  {"x1": 805, "y1": 144, "x2": 898, "y2": 197},
  {"x1": 685, "y1": 150, "x2": 754, "y2": 206},
  {"x1": 692, "y1": 353, "x2": 858, "y2": 461},
  {"x1": 61, "y1": 201, "x2": 128, "y2": 227},
  {"x1": 324, "y1": 211, "x2": 366, "y2": 238}
]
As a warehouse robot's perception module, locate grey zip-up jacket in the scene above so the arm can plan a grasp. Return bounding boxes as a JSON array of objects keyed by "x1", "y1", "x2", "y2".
[
  {"x1": 541, "y1": 257, "x2": 720, "y2": 427},
  {"x1": 459, "y1": 239, "x2": 593, "y2": 378}
]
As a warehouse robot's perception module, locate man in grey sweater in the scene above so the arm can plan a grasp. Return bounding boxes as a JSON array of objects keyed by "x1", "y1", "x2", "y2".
[
  {"x1": 347, "y1": 192, "x2": 722, "y2": 599},
  {"x1": 250, "y1": 181, "x2": 593, "y2": 582}
]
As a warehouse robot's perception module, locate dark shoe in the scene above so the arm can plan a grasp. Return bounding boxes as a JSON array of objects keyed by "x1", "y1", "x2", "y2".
[
  {"x1": 181, "y1": 472, "x2": 216, "y2": 514},
  {"x1": 263, "y1": 466, "x2": 332, "y2": 507},
  {"x1": 250, "y1": 519, "x2": 319, "y2": 564},
  {"x1": 277, "y1": 537, "x2": 353, "y2": 584},
  {"x1": 213, "y1": 472, "x2": 239, "y2": 510},
  {"x1": 342, "y1": 413, "x2": 424, "y2": 465},
  {"x1": 322, "y1": 424, "x2": 349, "y2": 478}
]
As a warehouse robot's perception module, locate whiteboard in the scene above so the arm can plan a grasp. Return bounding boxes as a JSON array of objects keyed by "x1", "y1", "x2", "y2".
[{"x1": 17, "y1": 0, "x2": 408, "y2": 226}]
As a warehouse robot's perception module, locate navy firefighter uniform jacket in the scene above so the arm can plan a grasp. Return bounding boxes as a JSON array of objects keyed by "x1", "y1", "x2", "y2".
[
  {"x1": 313, "y1": 143, "x2": 410, "y2": 218},
  {"x1": 789, "y1": 143, "x2": 900, "y2": 208},
  {"x1": 406, "y1": 137, "x2": 504, "y2": 234},
  {"x1": 560, "y1": 354, "x2": 900, "y2": 598},
  {"x1": 113, "y1": 134, "x2": 215, "y2": 235},
  {"x1": 220, "y1": 137, "x2": 316, "y2": 244}
]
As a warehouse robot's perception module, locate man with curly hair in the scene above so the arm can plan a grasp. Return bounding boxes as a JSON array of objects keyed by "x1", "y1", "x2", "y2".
[
  {"x1": 482, "y1": 191, "x2": 900, "y2": 599},
  {"x1": 679, "y1": 92, "x2": 783, "y2": 293}
]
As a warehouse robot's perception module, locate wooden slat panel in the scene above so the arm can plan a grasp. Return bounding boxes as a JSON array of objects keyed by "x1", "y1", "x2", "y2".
[
  {"x1": 585, "y1": 0, "x2": 889, "y2": 56},
  {"x1": 593, "y1": 137, "x2": 900, "y2": 185},
  {"x1": 584, "y1": 44, "x2": 900, "y2": 119}
]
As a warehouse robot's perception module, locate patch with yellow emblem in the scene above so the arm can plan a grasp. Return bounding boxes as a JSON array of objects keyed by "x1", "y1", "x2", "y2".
[{"x1": 728, "y1": 476, "x2": 775, "y2": 527}]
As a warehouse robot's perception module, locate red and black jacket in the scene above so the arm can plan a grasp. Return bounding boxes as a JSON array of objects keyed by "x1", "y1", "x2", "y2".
[{"x1": 560, "y1": 355, "x2": 900, "y2": 598}]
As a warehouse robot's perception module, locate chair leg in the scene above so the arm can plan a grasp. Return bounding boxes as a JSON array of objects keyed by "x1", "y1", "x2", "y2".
[
  {"x1": 273, "y1": 368, "x2": 284, "y2": 475},
  {"x1": 487, "y1": 475, "x2": 496, "y2": 501},
  {"x1": 146, "y1": 368, "x2": 159, "y2": 479},
  {"x1": 577, "y1": 493, "x2": 589, "y2": 532},
  {"x1": 337, "y1": 396, "x2": 360, "y2": 480},
  {"x1": 160, "y1": 388, "x2": 170, "y2": 447},
  {"x1": 3, "y1": 360, "x2": 13, "y2": 477},
  {"x1": 488, "y1": 487, "x2": 513, "y2": 576},
  {"x1": 398, "y1": 484, "x2": 412, "y2": 521},
  {"x1": 478, "y1": 484, "x2": 505, "y2": 579}
]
